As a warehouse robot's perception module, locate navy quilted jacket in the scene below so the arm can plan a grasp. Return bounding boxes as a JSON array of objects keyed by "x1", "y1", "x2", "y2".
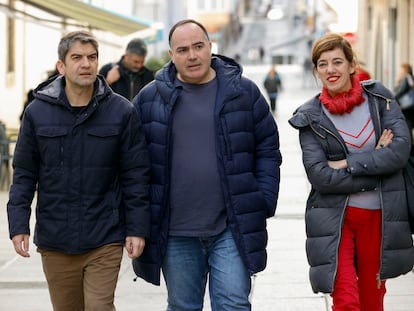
[
  {"x1": 7, "y1": 75, "x2": 151, "y2": 253},
  {"x1": 132, "y1": 54, "x2": 282, "y2": 285},
  {"x1": 288, "y1": 80, "x2": 414, "y2": 293}
]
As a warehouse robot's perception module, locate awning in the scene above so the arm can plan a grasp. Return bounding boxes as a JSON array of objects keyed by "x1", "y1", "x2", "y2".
[{"x1": 21, "y1": 0, "x2": 152, "y2": 36}]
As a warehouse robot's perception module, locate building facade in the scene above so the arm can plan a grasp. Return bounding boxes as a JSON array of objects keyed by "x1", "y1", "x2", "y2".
[
  {"x1": 356, "y1": 0, "x2": 414, "y2": 89},
  {"x1": 0, "y1": 0, "x2": 161, "y2": 130},
  {"x1": 0, "y1": 0, "x2": 243, "y2": 130}
]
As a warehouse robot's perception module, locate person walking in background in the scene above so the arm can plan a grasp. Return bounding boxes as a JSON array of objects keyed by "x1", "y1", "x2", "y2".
[
  {"x1": 7, "y1": 30, "x2": 151, "y2": 311},
  {"x1": 394, "y1": 63, "x2": 414, "y2": 142},
  {"x1": 289, "y1": 33, "x2": 414, "y2": 311},
  {"x1": 132, "y1": 19, "x2": 282, "y2": 310},
  {"x1": 99, "y1": 38, "x2": 154, "y2": 100},
  {"x1": 302, "y1": 57, "x2": 313, "y2": 88},
  {"x1": 259, "y1": 45, "x2": 265, "y2": 63},
  {"x1": 19, "y1": 67, "x2": 59, "y2": 122},
  {"x1": 263, "y1": 65, "x2": 282, "y2": 112}
]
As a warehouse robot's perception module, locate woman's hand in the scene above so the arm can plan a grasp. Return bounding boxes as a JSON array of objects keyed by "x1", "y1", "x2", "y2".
[
  {"x1": 328, "y1": 159, "x2": 348, "y2": 169},
  {"x1": 376, "y1": 129, "x2": 393, "y2": 149}
]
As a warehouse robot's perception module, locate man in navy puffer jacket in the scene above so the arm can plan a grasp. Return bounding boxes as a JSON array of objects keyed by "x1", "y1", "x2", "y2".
[
  {"x1": 7, "y1": 31, "x2": 150, "y2": 310},
  {"x1": 132, "y1": 19, "x2": 282, "y2": 310}
]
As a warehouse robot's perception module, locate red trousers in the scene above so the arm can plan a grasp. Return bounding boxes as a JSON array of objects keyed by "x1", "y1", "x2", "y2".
[{"x1": 332, "y1": 206, "x2": 386, "y2": 311}]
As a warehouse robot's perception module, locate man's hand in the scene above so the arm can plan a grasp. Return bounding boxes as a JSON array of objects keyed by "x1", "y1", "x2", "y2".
[
  {"x1": 105, "y1": 65, "x2": 121, "y2": 85},
  {"x1": 125, "y1": 236, "x2": 145, "y2": 259},
  {"x1": 12, "y1": 234, "x2": 30, "y2": 257}
]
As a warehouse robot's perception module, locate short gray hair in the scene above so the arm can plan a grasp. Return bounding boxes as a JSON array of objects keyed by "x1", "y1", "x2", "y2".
[
  {"x1": 126, "y1": 38, "x2": 147, "y2": 57},
  {"x1": 57, "y1": 30, "x2": 99, "y2": 62}
]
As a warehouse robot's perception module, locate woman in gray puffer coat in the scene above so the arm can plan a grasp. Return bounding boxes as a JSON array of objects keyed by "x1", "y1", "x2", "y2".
[{"x1": 289, "y1": 33, "x2": 414, "y2": 311}]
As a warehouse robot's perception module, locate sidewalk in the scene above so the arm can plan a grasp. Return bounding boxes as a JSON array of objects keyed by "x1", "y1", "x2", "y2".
[{"x1": 0, "y1": 65, "x2": 413, "y2": 310}]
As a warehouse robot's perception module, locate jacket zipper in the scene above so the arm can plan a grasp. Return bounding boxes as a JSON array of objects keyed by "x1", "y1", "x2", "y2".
[
  {"x1": 373, "y1": 94, "x2": 385, "y2": 288},
  {"x1": 332, "y1": 196, "x2": 350, "y2": 290},
  {"x1": 361, "y1": 86, "x2": 392, "y2": 111},
  {"x1": 364, "y1": 90, "x2": 385, "y2": 286},
  {"x1": 306, "y1": 113, "x2": 348, "y2": 152},
  {"x1": 374, "y1": 178, "x2": 385, "y2": 288},
  {"x1": 319, "y1": 125, "x2": 348, "y2": 152},
  {"x1": 129, "y1": 80, "x2": 134, "y2": 101}
]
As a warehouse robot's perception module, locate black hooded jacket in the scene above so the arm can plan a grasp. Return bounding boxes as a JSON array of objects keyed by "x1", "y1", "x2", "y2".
[{"x1": 99, "y1": 56, "x2": 154, "y2": 101}]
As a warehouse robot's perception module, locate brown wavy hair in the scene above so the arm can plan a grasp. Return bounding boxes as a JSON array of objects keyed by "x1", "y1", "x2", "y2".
[{"x1": 311, "y1": 33, "x2": 356, "y2": 70}]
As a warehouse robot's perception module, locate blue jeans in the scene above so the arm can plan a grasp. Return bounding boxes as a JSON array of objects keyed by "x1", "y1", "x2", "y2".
[{"x1": 162, "y1": 227, "x2": 251, "y2": 311}]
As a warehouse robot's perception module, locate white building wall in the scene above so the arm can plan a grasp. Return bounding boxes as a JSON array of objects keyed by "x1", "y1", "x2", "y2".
[
  {"x1": 0, "y1": 1, "x2": 62, "y2": 130},
  {"x1": 0, "y1": 0, "x2": 243, "y2": 131}
]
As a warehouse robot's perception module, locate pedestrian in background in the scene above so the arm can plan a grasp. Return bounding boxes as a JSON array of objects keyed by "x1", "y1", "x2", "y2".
[
  {"x1": 394, "y1": 63, "x2": 414, "y2": 143},
  {"x1": 302, "y1": 57, "x2": 314, "y2": 88},
  {"x1": 263, "y1": 65, "x2": 282, "y2": 112},
  {"x1": 132, "y1": 19, "x2": 282, "y2": 310},
  {"x1": 289, "y1": 32, "x2": 414, "y2": 311},
  {"x1": 7, "y1": 30, "x2": 151, "y2": 311},
  {"x1": 259, "y1": 45, "x2": 265, "y2": 63},
  {"x1": 19, "y1": 67, "x2": 59, "y2": 122},
  {"x1": 99, "y1": 38, "x2": 154, "y2": 100}
]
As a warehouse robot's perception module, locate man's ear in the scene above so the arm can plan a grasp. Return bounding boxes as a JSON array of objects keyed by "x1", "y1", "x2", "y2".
[
  {"x1": 168, "y1": 49, "x2": 173, "y2": 63},
  {"x1": 56, "y1": 60, "x2": 65, "y2": 75}
]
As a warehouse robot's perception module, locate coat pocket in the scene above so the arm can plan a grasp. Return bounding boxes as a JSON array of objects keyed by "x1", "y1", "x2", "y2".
[
  {"x1": 36, "y1": 127, "x2": 68, "y2": 167},
  {"x1": 85, "y1": 126, "x2": 120, "y2": 165}
]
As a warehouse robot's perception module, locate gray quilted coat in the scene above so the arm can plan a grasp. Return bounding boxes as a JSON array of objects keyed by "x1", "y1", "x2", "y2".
[{"x1": 288, "y1": 79, "x2": 414, "y2": 293}]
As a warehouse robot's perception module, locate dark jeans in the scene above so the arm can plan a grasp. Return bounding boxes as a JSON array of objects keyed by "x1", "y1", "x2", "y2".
[{"x1": 162, "y1": 227, "x2": 251, "y2": 311}]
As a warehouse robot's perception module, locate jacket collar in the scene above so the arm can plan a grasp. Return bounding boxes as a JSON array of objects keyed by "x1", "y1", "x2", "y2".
[
  {"x1": 34, "y1": 74, "x2": 111, "y2": 105},
  {"x1": 155, "y1": 54, "x2": 243, "y2": 105}
]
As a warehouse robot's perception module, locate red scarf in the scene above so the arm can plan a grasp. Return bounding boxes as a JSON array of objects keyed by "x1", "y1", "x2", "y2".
[{"x1": 319, "y1": 75, "x2": 365, "y2": 115}]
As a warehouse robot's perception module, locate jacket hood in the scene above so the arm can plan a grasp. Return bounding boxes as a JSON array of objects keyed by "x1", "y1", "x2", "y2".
[
  {"x1": 360, "y1": 79, "x2": 394, "y2": 98},
  {"x1": 33, "y1": 74, "x2": 112, "y2": 106},
  {"x1": 288, "y1": 94, "x2": 322, "y2": 130}
]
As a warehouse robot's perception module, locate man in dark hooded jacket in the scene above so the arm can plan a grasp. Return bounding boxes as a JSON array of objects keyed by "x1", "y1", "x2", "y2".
[
  {"x1": 99, "y1": 38, "x2": 154, "y2": 100},
  {"x1": 7, "y1": 30, "x2": 150, "y2": 311}
]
